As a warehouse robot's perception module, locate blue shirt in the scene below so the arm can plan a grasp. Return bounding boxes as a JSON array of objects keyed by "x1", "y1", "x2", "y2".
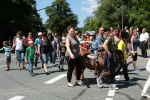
[
  {"x1": 89, "y1": 39, "x2": 102, "y2": 51},
  {"x1": 96, "y1": 34, "x2": 105, "y2": 45},
  {"x1": 34, "y1": 38, "x2": 40, "y2": 47}
]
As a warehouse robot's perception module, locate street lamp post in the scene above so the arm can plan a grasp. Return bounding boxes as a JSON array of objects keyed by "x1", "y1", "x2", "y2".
[{"x1": 119, "y1": 0, "x2": 123, "y2": 30}]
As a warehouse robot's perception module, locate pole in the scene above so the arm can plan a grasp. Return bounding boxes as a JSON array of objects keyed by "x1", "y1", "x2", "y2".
[{"x1": 119, "y1": 0, "x2": 123, "y2": 30}]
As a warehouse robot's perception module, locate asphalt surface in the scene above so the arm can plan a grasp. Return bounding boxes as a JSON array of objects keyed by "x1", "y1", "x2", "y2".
[{"x1": 0, "y1": 49, "x2": 150, "y2": 100}]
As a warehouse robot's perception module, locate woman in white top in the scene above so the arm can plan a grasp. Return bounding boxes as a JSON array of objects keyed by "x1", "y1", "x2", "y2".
[{"x1": 13, "y1": 31, "x2": 27, "y2": 70}]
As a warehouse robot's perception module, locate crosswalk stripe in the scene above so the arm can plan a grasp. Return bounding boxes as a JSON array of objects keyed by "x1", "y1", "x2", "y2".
[
  {"x1": 8, "y1": 96, "x2": 25, "y2": 100},
  {"x1": 107, "y1": 90, "x2": 115, "y2": 97},
  {"x1": 105, "y1": 98, "x2": 113, "y2": 100},
  {"x1": 0, "y1": 65, "x2": 6, "y2": 68},
  {"x1": 45, "y1": 74, "x2": 67, "y2": 84}
]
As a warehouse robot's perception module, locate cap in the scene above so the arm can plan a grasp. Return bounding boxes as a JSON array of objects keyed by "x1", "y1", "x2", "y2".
[
  {"x1": 87, "y1": 31, "x2": 95, "y2": 36},
  {"x1": 121, "y1": 31, "x2": 129, "y2": 38},
  {"x1": 38, "y1": 32, "x2": 42, "y2": 36}
]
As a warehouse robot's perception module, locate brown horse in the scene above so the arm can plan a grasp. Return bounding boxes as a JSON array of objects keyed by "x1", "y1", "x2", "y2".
[{"x1": 73, "y1": 49, "x2": 125, "y2": 82}]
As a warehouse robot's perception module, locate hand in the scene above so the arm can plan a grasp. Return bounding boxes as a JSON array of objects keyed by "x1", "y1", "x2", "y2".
[
  {"x1": 132, "y1": 51, "x2": 135, "y2": 56},
  {"x1": 116, "y1": 54, "x2": 119, "y2": 58},
  {"x1": 70, "y1": 54, "x2": 75, "y2": 59},
  {"x1": 108, "y1": 52, "x2": 111, "y2": 58},
  {"x1": 37, "y1": 51, "x2": 40, "y2": 55},
  {"x1": 25, "y1": 59, "x2": 28, "y2": 63}
]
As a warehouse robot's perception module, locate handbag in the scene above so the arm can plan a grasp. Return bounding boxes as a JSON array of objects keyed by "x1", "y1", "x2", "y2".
[{"x1": 146, "y1": 59, "x2": 150, "y2": 73}]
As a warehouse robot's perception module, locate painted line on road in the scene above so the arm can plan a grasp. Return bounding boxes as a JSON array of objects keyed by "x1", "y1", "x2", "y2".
[
  {"x1": 0, "y1": 65, "x2": 6, "y2": 68},
  {"x1": 45, "y1": 74, "x2": 67, "y2": 84},
  {"x1": 107, "y1": 90, "x2": 115, "y2": 96},
  {"x1": 8, "y1": 96, "x2": 25, "y2": 100},
  {"x1": 106, "y1": 75, "x2": 120, "y2": 100},
  {"x1": 105, "y1": 98, "x2": 113, "y2": 100},
  {"x1": 0, "y1": 56, "x2": 16, "y2": 60}
]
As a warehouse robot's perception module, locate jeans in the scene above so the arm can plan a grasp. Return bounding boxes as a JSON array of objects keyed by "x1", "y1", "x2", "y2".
[
  {"x1": 28, "y1": 59, "x2": 34, "y2": 74},
  {"x1": 142, "y1": 76, "x2": 150, "y2": 94},
  {"x1": 41, "y1": 53, "x2": 49, "y2": 66},
  {"x1": 50, "y1": 51, "x2": 56, "y2": 64},
  {"x1": 92, "y1": 50, "x2": 98, "y2": 61},
  {"x1": 16, "y1": 50, "x2": 24, "y2": 62}
]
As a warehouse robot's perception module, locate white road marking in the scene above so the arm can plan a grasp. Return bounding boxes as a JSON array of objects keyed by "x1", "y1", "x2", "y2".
[
  {"x1": 8, "y1": 96, "x2": 25, "y2": 100},
  {"x1": 0, "y1": 65, "x2": 6, "y2": 68},
  {"x1": 115, "y1": 75, "x2": 120, "y2": 79},
  {"x1": 0, "y1": 56, "x2": 15, "y2": 60},
  {"x1": 45, "y1": 74, "x2": 67, "y2": 84},
  {"x1": 107, "y1": 90, "x2": 116, "y2": 96},
  {"x1": 105, "y1": 98, "x2": 113, "y2": 100}
]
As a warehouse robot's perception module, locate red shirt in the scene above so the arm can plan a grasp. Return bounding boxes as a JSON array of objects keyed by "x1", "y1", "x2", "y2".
[
  {"x1": 81, "y1": 43, "x2": 88, "y2": 50},
  {"x1": 26, "y1": 37, "x2": 35, "y2": 46}
]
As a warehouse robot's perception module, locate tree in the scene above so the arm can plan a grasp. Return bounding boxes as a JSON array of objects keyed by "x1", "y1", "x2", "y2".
[
  {"x1": 45, "y1": 0, "x2": 78, "y2": 36},
  {"x1": 129, "y1": 0, "x2": 150, "y2": 31},
  {"x1": 0, "y1": 0, "x2": 42, "y2": 41}
]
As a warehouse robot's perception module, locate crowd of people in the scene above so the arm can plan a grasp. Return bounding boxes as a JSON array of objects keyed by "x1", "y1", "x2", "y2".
[{"x1": 0, "y1": 26, "x2": 150, "y2": 98}]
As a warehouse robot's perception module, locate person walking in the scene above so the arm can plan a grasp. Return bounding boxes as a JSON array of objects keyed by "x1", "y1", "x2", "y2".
[
  {"x1": 25, "y1": 41, "x2": 35, "y2": 77},
  {"x1": 139, "y1": 28, "x2": 149, "y2": 58},
  {"x1": 127, "y1": 29, "x2": 141, "y2": 72},
  {"x1": 34, "y1": 32, "x2": 42, "y2": 67},
  {"x1": 38, "y1": 33, "x2": 53, "y2": 75},
  {"x1": 97, "y1": 30, "x2": 119, "y2": 90},
  {"x1": 12, "y1": 31, "x2": 27, "y2": 70},
  {"x1": 65, "y1": 26, "x2": 89, "y2": 87}
]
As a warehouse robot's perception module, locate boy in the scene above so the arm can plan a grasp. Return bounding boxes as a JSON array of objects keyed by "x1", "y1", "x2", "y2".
[
  {"x1": 25, "y1": 41, "x2": 35, "y2": 77},
  {"x1": 58, "y1": 41, "x2": 66, "y2": 71},
  {"x1": 115, "y1": 31, "x2": 132, "y2": 84},
  {"x1": 0, "y1": 41, "x2": 12, "y2": 71}
]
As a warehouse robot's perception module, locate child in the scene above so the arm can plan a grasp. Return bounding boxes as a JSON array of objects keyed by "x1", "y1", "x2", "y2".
[
  {"x1": 58, "y1": 41, "x2": 67, "y2": 71},
  {"x1": 115, "y1": 31, "x2": 132, "y2": 84},
  {"x1": 0, "y1": 41, "x2": 12, "y2": 71},
  {"x1": 88, "y1": 32, "x2": 102, "y2": 76},
  {"x1": 25, "y1": 41, "x2": 35, "y2": 77}
]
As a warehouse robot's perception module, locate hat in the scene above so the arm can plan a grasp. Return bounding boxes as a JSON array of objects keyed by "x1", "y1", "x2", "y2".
[
  {"x1": 87, "y1": 31, "x2": 95, "y2": 36},
  {"x1": 38, "y1": 32, "x2": 42, "y2": 36},
  {"x1": 121, "y1": 31, "x2": 129, "y2": 38}
]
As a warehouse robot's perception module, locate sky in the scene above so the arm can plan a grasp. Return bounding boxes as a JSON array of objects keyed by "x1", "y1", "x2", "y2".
[{"x1": 36, "y1": 0, "x2": 98, "y2": 27}]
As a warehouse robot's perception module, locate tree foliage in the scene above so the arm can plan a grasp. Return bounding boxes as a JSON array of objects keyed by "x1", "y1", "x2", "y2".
[
  {"x1": 0, "y1": 0, "x2": 42, "y2": 41},
  {"x1": 45, "y1": 0, "x2": 78, "y2": 36},
  {"x1": 82, "y1": 0, "x2": 150, "y2": 32}
]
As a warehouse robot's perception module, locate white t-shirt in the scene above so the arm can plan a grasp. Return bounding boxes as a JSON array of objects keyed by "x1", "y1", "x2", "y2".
[{"x1": 139, "y1": 32, "x2": 149, "y2": 42}]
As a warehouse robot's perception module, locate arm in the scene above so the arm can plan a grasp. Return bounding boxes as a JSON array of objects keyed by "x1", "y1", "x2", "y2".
[
  {"x1": 25, "y1": 52, "x2": 28, "y2": 62},
  {"x1": 66, "y1": 38, "x2": 74, "y2": 59},
  {"x1": 23, "y1": 39, "x2": 27, "y2": 46},
  {"x1": 130, "y1": 36, "x2": 135, "y2": 55},
  {"x1": 103, "y1": 40, "x2": 111, "y2": 57},
  {"x1": 38, "y1": 44, "x2": 41, "y2": 54}
]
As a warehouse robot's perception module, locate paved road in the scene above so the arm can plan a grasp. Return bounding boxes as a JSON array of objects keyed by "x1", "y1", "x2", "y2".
[{"x1": 0, "y1": 49, "x2": 150, "y2": 100}]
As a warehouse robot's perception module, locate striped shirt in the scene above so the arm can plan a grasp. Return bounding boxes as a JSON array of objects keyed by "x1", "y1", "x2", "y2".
[{"x1": 0, "y1": 46, "x2": 11, "y2": 56}]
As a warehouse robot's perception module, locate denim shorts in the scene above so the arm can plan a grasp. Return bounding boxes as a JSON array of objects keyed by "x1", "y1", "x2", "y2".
[
  {"x1": 16, "y1": 50, "x2": 24, "y2": 62},
  {"x1": 41, "y1": 53, "x2": 49, "y2": 64}
]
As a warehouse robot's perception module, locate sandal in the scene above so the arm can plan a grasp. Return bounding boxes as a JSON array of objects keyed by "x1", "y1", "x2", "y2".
[{"x1": 75, "y1": 82, "x2": 84, "y2": 86}]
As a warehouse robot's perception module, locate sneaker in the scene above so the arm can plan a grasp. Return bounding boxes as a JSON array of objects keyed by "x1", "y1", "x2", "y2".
[
  {"x1": 109, "y1": 84, "x2": 119, "y2": 90},
  {"x1": 30, "y1": 74, "x2": 34, "y2": 77},
  {"x1": 50, "y1": 63, "x2": 53, "y2": 65},
  {"x1": 126, "y1": 80, "x2": 133, "y2": 84},
  {"x1": 60, "y1": 68, "x2": 64, "y2": 71},
  {"x1": 93, "y1": 72, "x2": 97, "y2": 76},
  {"x1": 134, "y1": 68, "x2": 141, "y2": 72},
  {"x1": 53, "y1": 64, "x2": 56, "y2": 66},
  {"x1": 141, "y1": 93, "x2": 150, "y2": 98},
  {"x1": 97, "y1": 78, "x2": 103, "y2": 87}
]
